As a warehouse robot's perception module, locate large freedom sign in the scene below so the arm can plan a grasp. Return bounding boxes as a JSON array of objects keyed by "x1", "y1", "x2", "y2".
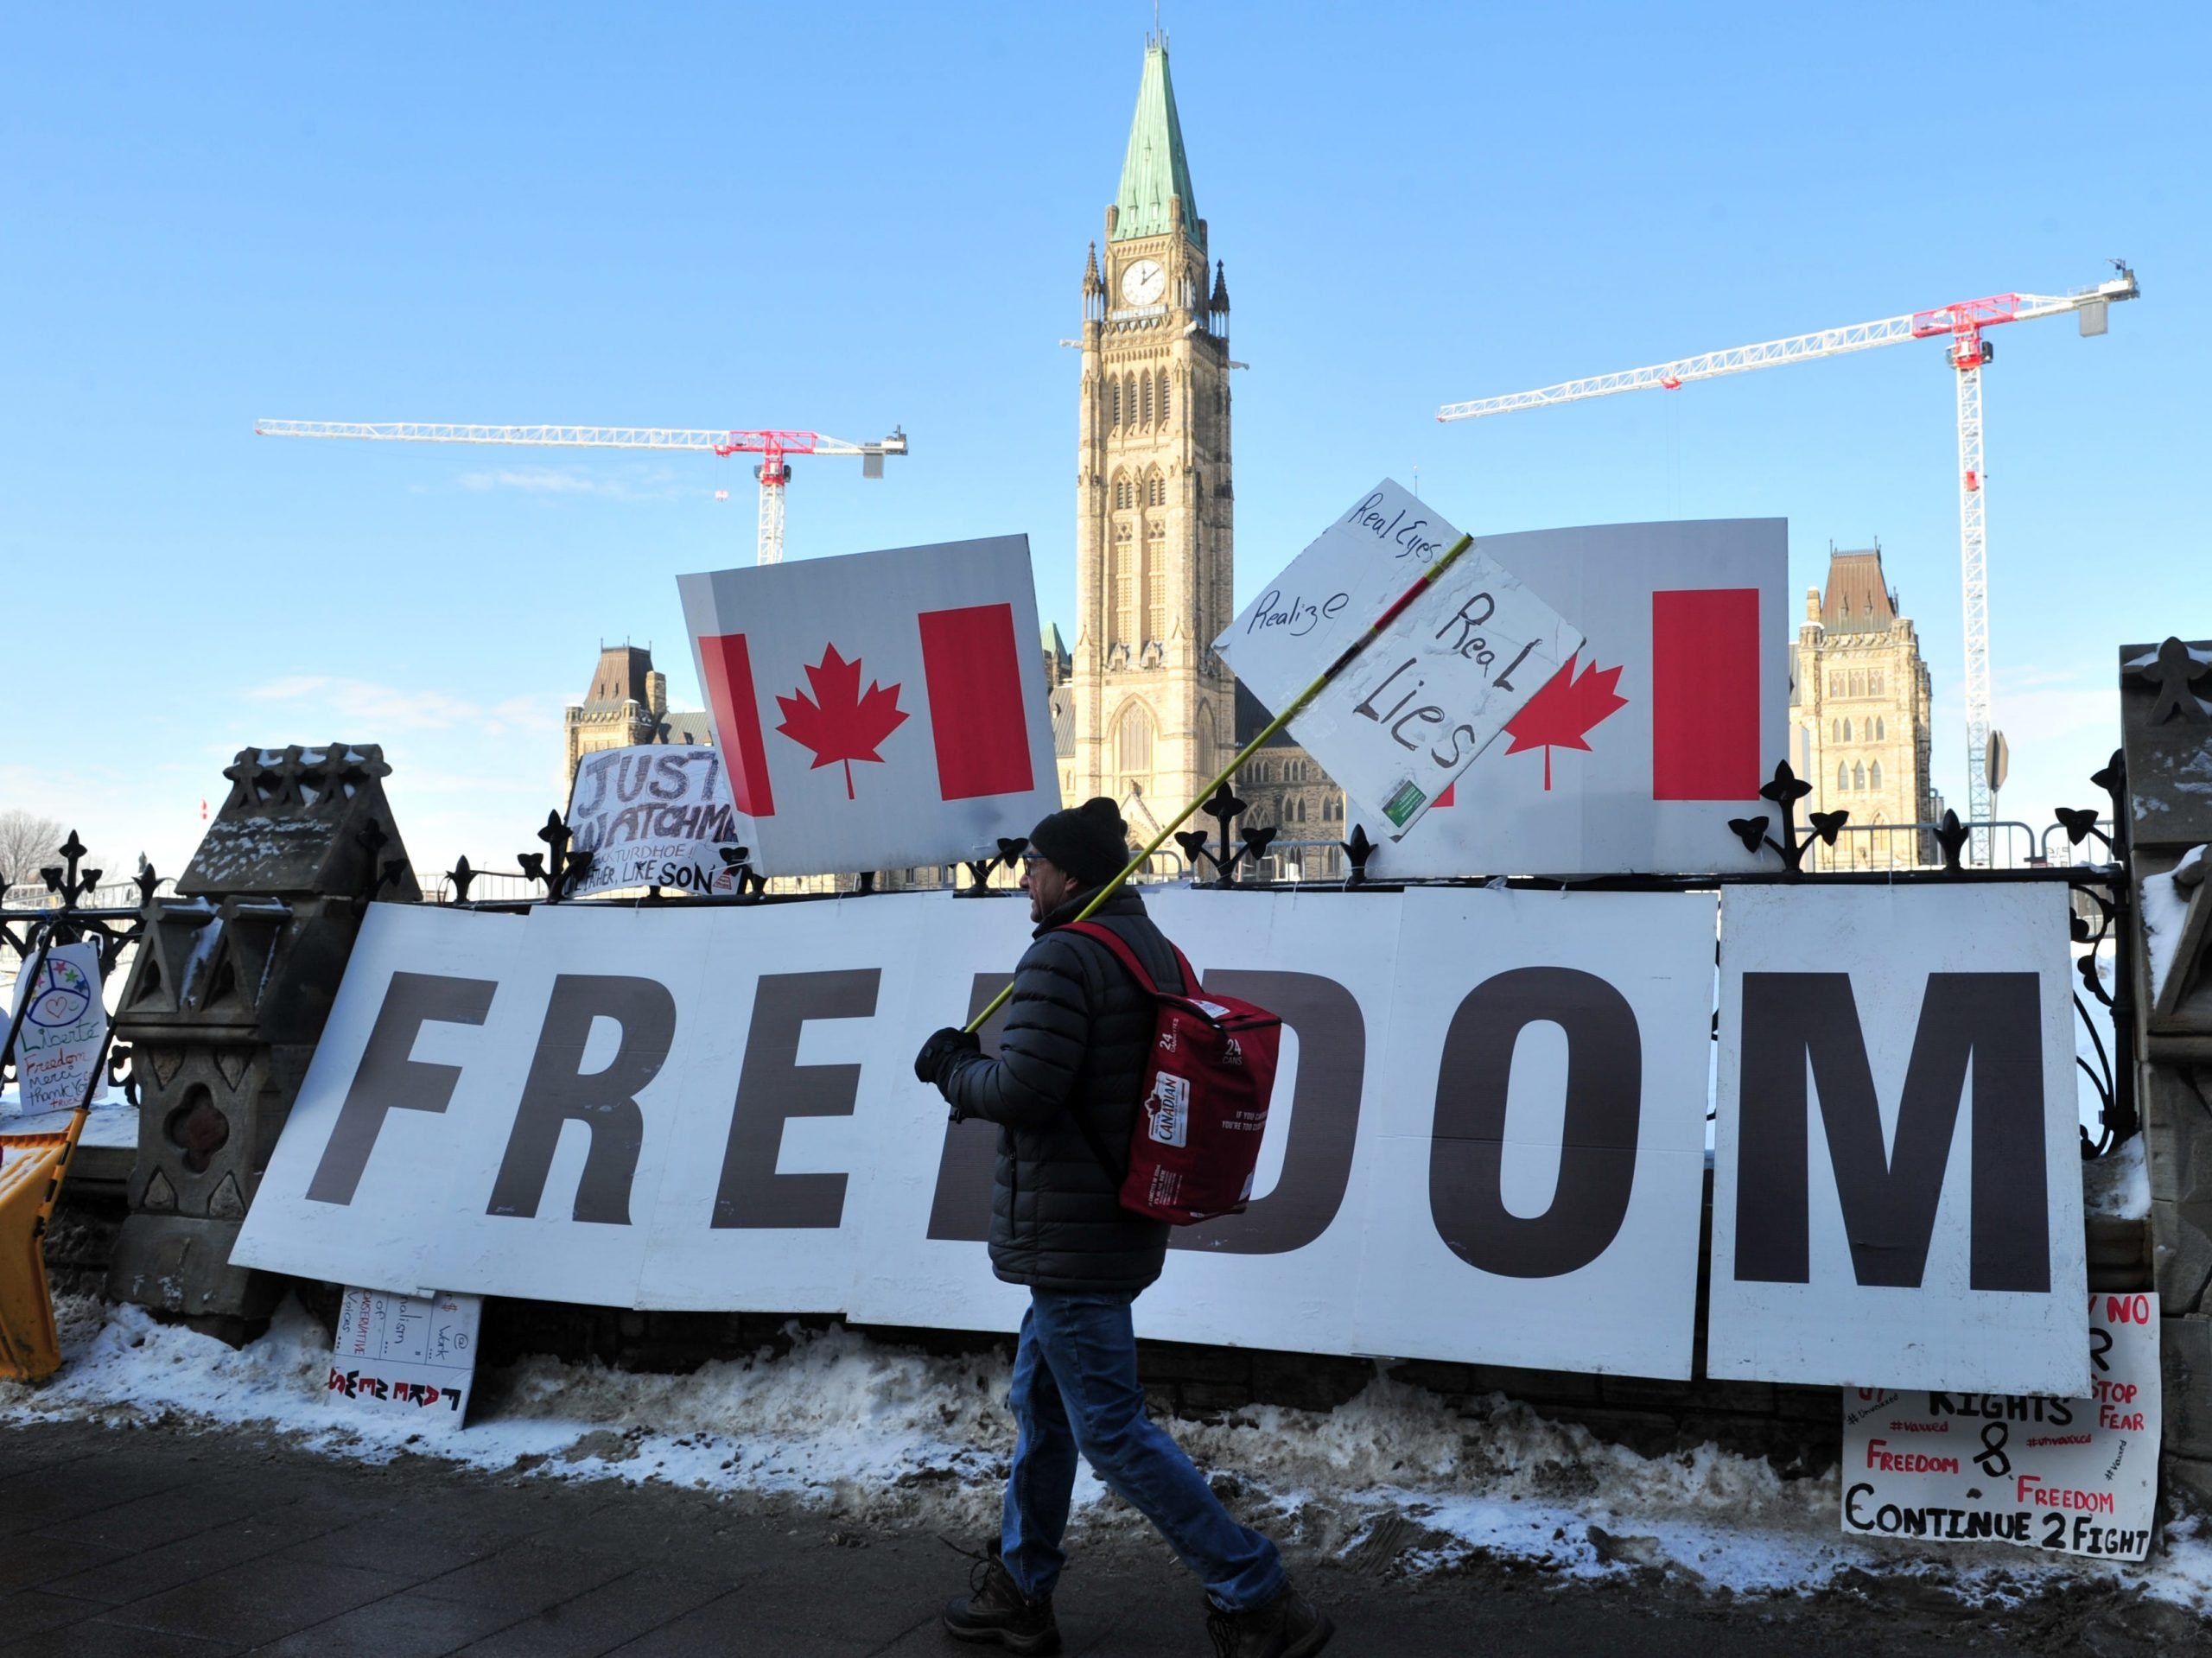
[
  {"x1": 233, "y1": 888, "x2": 1718, "y2": 1378},
  {"x1": 1708, "y1": 885, "x2": 2088, "y2": 1395}
]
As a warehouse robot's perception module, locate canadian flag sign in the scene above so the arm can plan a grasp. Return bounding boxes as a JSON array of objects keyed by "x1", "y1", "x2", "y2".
[
  {"x1": 1363, "y1": 518, "x2": 1788, "y2": 877},
  {"x1": 677, "y1": 537, "x2": 1063, "y2": 876}
]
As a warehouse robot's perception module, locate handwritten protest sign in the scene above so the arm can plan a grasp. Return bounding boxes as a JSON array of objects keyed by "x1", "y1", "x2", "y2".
[
  {"x1": 327, "y1": 1286, "x2": 481, "y2": 1433},
  {"x1": 1215, "y1": 480, "x2": 1581, "y2": 838},
  {"x1": 4, "y1": 943, "x2": 107, "y2": 1116},
  {"x1": 565, "y1": 746, "x2": 743, "y2": 898},
  {"x1": 1840, "y1": 1293, "x2": 2160, "y2": 1561}
]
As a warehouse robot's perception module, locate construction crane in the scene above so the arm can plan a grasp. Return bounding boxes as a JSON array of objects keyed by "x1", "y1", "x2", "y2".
[
  {"x1": 1438, "y1": 264, "x2": 2139, "y2": 863},
  {"x1": 254, "y1": 420, "x2": 909, "y2": 565}
]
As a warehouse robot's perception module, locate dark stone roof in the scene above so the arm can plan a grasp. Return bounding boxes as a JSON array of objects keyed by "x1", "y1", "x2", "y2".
[
  {"x1": 582, "y1": 645, "x2": 657, "y2": 710},
  {"x1": 1234, "y1": 680, "x2": 1300, "y2": 749},
  {"x1": 1821, "y1": 549, "x2": 1899, "y2": 634},
  {"x1": 1049, "y1": 687, "x2": 1076, "y2": 759}
]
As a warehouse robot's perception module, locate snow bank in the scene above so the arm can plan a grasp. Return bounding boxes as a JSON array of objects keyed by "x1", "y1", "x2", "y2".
[
  {"x1": 2085, "y1": 1133, "x2": 2152, "y2": 1220},
  {"x1": 4, "y1": 1296, "x2": 2209, "y2": 1616},
  {"x1": 2141, "y1": 845, "x2": 2205, "y2": 1008}
]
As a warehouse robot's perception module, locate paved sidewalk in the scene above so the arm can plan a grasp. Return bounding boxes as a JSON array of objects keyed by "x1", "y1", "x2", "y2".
[{"x1": 0, "y1": 1419, "x2": 2190, "y2": 1655}]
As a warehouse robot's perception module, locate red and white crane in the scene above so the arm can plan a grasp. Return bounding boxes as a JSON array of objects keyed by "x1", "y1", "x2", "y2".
[
  {"x1": 1437, "y1": 264, "x2": 2139, "y2": 862},
  {"x1": 255, "y1": 420, "x2": 909, "y2": 565}
]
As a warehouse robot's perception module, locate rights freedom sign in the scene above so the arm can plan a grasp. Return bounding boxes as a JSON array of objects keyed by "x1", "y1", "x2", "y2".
[
  {"x1": 1840, "y1": 1294, "x2": 2159, "y2": 1562},
  {"x1": 232, "y1": 885, "x2": 2088, "y2": 1388}
]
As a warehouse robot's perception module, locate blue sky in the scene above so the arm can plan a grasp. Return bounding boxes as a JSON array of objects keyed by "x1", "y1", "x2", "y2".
[{"x1": 4, "y1": 3, "x2": 2204, "y2": 881}]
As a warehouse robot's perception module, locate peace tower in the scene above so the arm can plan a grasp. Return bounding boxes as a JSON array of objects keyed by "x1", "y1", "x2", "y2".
[{"x1": 1069, "y1": 38, "x2": 1240, "y2": 833}]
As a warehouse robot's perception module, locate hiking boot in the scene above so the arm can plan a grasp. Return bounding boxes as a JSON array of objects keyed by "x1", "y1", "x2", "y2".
[
  {"x1": 942, "y1": 1540, "x2": 1061, "y2": 1655},
  {"x1": 1205, "y1": 1581, "x2": 1333, "y2": 1658}
]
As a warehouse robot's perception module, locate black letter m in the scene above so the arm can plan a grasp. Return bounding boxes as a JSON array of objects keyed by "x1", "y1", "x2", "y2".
[{"x1": 1734, "y1": 973, "x2": 2047, "y2": 1292}]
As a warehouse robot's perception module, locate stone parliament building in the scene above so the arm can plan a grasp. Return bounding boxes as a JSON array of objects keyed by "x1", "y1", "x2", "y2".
[{"x1": 563, "y1": 41, "x2": 1938, "y2": 883}]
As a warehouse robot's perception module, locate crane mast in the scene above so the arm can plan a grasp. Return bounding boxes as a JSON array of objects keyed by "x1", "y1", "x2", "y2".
[
  {"x1": 1438, "y1": 267, "x2": 2138, "y2": 864},
  {"x1": 255, "y1": 420, "x2": 909, "y2": 565}
]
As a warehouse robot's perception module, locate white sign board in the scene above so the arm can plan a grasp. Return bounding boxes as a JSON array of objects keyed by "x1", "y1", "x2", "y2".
[
  {"x1": 327, "y1": 1287, "x2": 481, "y2": 1432},
  {"x1": 677, "y1": 537, "x2": 1062, "y2": 877},
  {"x1": 1216, "y1": 480, "x2": 1581, "y2": 836},
  {"x1": 235, "y1": 888, "x2": 1719, "y2": 1379},
  {"x1": 1361, "y1": 518, "x2": 1789, "y2": 877},
  {"x1": 1709, "y1": 884, "x2": 2088, "y2": 1394},
  {"x1": 565, "y1": 746, "x2": 744, "y2": 899},
  {"x1": 5, "y1": 943, "x2": 107, "y2": 1115},
  {"x1": 1841, "y1": 1293, "x2": 2160, "y2": 1561}
]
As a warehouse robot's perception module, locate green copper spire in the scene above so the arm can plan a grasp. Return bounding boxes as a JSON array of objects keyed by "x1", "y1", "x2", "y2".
[{"x1": 1110, "y1": 41, "x2": 1196, "y2": 243}]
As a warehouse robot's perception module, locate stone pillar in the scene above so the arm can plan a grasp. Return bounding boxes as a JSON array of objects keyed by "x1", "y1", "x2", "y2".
[
  {"x1": 106, "y1": 745, "x2": 419, "y2": 1340},
  {"x1": 2118, "y1": 638, "x2": 2212, "y2": 1501}
]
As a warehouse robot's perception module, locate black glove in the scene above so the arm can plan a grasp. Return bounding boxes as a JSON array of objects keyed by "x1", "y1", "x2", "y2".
[{"x1": 914, "y1": 1026, "x2": 980, "y2": 1086}]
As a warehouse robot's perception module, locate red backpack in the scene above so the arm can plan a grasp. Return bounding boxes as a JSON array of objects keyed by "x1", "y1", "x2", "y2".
[{"x1": 1060, "y1": 921, "x2": 1283, "y2": 1225}]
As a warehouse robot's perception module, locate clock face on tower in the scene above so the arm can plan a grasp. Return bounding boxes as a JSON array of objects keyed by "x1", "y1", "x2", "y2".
[{"x1": 1120, "y1": 258, "x2": 1166, "y2": 307}]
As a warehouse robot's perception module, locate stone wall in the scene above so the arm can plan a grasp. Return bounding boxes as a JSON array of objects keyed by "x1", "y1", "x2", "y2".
[{"x1": 2119, "y1": 637, "x2": 2212, "y2": 1503}]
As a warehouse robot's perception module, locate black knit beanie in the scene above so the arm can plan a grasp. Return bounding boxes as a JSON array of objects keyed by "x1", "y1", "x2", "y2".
[{"x1": 1027, "y1": 797, "x2": 1131, "y2": 888}]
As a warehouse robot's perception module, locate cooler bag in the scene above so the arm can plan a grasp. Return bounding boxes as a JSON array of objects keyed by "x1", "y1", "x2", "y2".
[{"x1": 1061, "y1": 921, "x2": 1283, "y2": 1224}]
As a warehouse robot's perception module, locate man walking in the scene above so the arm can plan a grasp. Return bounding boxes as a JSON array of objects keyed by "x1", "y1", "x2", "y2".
[{"x1": 913, "y1": 797, "x2": 1332, "y2": 1658}]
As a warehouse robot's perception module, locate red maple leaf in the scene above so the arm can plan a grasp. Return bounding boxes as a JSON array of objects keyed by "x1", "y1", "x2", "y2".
[
  {"x1": 1502, "y1": 653, "x2": 1628, "y2": 790},
  {"x1": 773, "y1": 643, "x2": 909, "y2": 799}
]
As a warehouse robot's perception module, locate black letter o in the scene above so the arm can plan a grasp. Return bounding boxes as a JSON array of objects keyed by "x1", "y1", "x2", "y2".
[{"x1": 1428, "y1": 967, "x2": 1641, "y2": 1278}]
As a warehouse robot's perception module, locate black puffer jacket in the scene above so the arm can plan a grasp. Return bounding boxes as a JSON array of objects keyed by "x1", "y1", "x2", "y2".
[{"x1": 936, "y1": 886, "x2": 1178, "y2": 1293}]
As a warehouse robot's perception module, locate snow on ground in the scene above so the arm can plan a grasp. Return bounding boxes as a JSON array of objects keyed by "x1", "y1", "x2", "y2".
[{"x1": 5, "y1": 1294, "x2": 2209, "y2": 1617}]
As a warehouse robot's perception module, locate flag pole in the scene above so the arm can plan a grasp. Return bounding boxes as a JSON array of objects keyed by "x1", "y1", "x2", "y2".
[{"x1": 966, "y1": 531, "x2": 1476, "y2": 1033}]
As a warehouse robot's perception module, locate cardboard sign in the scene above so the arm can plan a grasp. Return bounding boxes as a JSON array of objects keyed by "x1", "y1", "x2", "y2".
[
  {"x1": 5, "y1": 943, "x2": 107, "y2": 1115},
  {"x1": 1840, "y1": 1293, "x2": 2160, "y2": 1561},
  {"x1": 1362, "y1": 518, "x2": 1789, "y2": 877},
  {"x1": 1216, "y1": 480, "x2": 1582, "y2": 837},
  {"x1": 677, "y1": 537, "x2": 1062, "y2": 877},
  {"x1": 326, "y1": 1287, "x2": 481, "y2": 1432},
  {"x1": 566, "y1": 746, "x2": 744, "y2": 899},
  {"x1": 234, "y1": 888, "x2": 1718, "y2": 1379},
  {"x1": 1709, "y1": 884, "x2": 2088, "y2": 1395}
]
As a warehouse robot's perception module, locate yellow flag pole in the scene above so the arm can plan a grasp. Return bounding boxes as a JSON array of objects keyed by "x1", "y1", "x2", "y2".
[{"x1": 965, "y1": 531, "x2": 1477, "y2": 1033}]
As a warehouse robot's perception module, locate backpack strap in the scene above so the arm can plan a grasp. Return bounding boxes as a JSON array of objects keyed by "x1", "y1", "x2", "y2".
[
  {"x1": 1062, "y1": 920, "x2": 1193, "y2": 1000},
  {"x1": 1054, "y1": 919, "x2": 1190, "y2": 1192}
]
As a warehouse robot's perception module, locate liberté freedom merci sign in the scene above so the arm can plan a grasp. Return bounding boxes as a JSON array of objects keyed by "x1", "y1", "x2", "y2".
[{"x1": 232, "y1": 883, "x2": 2088, "y2": 1390}]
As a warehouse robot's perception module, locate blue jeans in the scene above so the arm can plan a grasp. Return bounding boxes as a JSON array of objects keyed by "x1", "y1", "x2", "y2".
[{"x1": 1000, "y1": 1288, "x2": 1284, "y2": 1611}]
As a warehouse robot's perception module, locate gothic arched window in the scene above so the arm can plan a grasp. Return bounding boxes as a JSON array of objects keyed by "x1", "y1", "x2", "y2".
[
  {"x1": 1107, "y1": 378, "x2": 1120, "y2": 432},
  {"x1": 1116, "y1": 701, "x2": 1154, "y2": 778},
  {"x1": 1839, "y1": 761, "x2": 1851, "y2": 793},
  {"x1": 1160, "y1": 372, "x2": 1171, "y2": 422},
  {"x1": 1853, "y1": 762, "x2": 1866, "y2": 791},
  {"x1": 1124, "y1": 372, "x2": 1137, "y2": 428},
  {"x1": 1147, "y1": 471, "x2": 1166, "y2": 507},
  {"x1": 1870, "y1": 759, "x2": 1883, "y2": 791},
  {"x1": 1876, "y1": 716, "x2": 1886, "y2": 741},
  {"x1": 1843, "y1": 718, "x2": 1853, "y2": 742},
  {"x1": 1869, "y1": 671, "x2": 1883, "y2": 696},
  {"x1": 1113, "y1": 473, "x2": 1133, "y2": 511}
]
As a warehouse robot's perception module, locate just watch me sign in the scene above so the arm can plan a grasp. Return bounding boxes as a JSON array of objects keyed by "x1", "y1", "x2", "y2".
[{"x1": 232, "y1": 883, "x2": 2088, "y2": 1393}]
